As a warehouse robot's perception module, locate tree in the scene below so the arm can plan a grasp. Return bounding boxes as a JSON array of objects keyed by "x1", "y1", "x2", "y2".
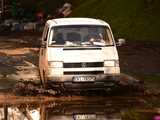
[{"x1": 11, "y1": 0, "x2": 18, "y2": 17}]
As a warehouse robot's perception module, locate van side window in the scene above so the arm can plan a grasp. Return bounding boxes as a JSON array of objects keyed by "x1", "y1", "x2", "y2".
[{"x1": 106, "y1": 29, "x2": 113, "y2": 45}]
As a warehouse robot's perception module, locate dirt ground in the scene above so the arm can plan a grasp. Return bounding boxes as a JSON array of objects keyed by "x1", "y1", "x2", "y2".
[
  {"x1": 0, "y1": 32, "x2": 160, "y2": 120},
  {"x1": 118, "y1": 41, "x2": 160, "y2": 75},
  {"x1": 0, "y1": 32, "x2": 40, "y2": 83},
  {"x1": 0, "y1": 31, "x2": 160, "y2": 91}
]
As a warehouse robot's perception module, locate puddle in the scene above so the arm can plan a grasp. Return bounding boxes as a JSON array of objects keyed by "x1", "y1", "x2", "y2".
[
  {"x1": 0, "y1": 96, "x2": 159, "y2": 120},
  {"x1": 0, "y1": 79, "x2": 16, "y2": 90}
]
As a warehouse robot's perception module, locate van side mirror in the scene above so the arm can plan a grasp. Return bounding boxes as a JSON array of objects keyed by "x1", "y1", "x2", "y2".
[
  {"x1": 116, "y1": 38, "x2": 126, "y2": 46},
  {"x1": 41, "y1": 42, "x2": 46, "y2": 48}
]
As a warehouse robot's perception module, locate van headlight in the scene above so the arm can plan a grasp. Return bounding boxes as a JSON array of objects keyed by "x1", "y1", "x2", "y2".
[
  {"x1": 104, "y1": 60, "x2": 119, "y2": 67},
  {"x1": 48, "y1": 61, "x2": 63, "y2": 68}
]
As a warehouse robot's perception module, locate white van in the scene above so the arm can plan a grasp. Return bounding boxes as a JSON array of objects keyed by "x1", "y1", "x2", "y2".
[{"x1": 39, "y1": 18, "x2": 121, "y2": 91}]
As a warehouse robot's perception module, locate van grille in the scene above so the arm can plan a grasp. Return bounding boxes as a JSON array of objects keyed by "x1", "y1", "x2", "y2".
[{"x1": 63, "y1": 62, "x2": 103, "y2": 68}]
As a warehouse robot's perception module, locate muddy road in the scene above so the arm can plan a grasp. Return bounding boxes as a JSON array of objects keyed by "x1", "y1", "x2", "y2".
[
  {"x1": 0, "y1": 93, "x2": 160, "y2": 120},
  {"x1": 0, "y1": 32, "x2": 160, "y2": 119}
]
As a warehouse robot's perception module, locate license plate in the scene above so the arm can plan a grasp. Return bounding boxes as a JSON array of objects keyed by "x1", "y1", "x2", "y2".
[
  {"x1": 73, "y1": 76, "x2": 96, "y2": 82},
  {"x1": 74, "y1": 114, "x2": 96, "y2": 120}
]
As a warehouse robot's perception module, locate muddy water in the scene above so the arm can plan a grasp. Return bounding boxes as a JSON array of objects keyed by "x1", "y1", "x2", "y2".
[
  {"x1": 0, "y1": 78, "x2": 160, "y2": 120},
  {"x1": 0, "y1": 75, "x2": 160, "y2": 120},
  {"x1": 0, "y1": 79, "x2": 16, "y2": 90},
  {"x1": 0, "y1": 95, "x2": 159, "y2": 120}
]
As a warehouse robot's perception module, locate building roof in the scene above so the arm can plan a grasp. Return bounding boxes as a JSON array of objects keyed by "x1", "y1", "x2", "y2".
[{"x1": 47, "y1": 18, "x2": 110, "y2": 27}]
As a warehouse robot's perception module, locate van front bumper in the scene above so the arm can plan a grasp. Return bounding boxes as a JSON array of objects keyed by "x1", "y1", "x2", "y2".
[{"x1": 46, "y1": 74, "x2": 120, "y2": 90}]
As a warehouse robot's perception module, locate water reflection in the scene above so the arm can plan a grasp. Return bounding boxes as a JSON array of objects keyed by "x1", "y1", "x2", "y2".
[{"x1": 0, "y1": 96, "x2": 159, "y2": 120}]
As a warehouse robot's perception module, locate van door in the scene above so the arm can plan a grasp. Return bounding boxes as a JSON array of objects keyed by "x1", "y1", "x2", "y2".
[{"x1": 39, "y1": 25, "x2": 49, "y2": 72}]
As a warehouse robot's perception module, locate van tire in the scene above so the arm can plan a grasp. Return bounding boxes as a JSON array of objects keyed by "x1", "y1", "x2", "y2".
[
  {"x1": 42, "y1": 71, "x2": 46, "y2": 89},
  {"x1": 39, "y1": 69, "x2": 44, "y2": 87}
]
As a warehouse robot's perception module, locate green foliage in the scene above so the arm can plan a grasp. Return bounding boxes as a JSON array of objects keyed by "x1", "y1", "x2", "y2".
[
  {"x1": 19, "y1": 0, "x2": 66, "y2": 15},
  {"x1": 11, "y1": 0, "x2": 18, "y2": 17},
  {"x1": 71, "y1": 0, "x2": 160, "y2": 41},
  {"x1": 122, "y1": 110, "x2": 142, "y2": 120},
  {"x1": 142, "y1": 75, "x2": 160, "y2": 83},
  {"x1": 121, "y1": 109, "x2": 152, "y2": 120}
]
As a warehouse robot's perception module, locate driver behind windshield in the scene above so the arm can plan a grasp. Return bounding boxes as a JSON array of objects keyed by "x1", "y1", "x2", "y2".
[{"x1": 51, "y1": 25, "x2": 113, "y2": 46}]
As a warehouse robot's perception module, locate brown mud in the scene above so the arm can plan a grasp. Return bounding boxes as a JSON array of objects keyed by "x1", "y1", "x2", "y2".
[{"x1": 0, "y1": 32, "x2": 160, "y2": 119}]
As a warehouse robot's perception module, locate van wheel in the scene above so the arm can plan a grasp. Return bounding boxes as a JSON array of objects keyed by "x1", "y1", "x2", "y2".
[
  {"x1": 42, "y1": 71, "x2": 46, "y2": 89},
  {"x1": 39, "y1": 69, "x2": 42, "y2": 81},
  {"x1": 39, "y1": 70, "x2": 44, "y2": 88}
]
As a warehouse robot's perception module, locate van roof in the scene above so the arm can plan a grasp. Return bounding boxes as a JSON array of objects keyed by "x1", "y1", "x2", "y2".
[{"x1": 46, "y1": 18, "x2": 110, "y2": 27}]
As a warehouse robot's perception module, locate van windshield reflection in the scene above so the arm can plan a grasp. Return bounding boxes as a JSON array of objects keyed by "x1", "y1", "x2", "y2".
[{"x1": 50, "y1": 25, "x2": 114, "y2": 47}]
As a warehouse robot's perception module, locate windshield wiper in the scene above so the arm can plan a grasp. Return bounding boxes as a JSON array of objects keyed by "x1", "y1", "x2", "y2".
[{"x1": 92, "y1": 42, "x2": 106, "y2": 46}]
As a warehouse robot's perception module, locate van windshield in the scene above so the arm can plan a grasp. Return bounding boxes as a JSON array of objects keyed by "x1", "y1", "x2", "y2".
[{"x1": 49, "y1": 25, "x2": 114, "y2": 47}]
